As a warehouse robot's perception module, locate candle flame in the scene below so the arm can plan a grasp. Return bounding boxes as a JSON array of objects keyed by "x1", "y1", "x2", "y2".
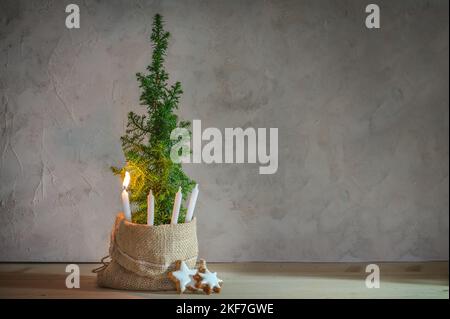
[{"x1": 123, "y1": 171, "x2": 130, "y2": 189}]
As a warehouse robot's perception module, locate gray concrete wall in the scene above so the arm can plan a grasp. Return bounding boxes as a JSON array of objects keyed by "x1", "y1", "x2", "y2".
[{"x1": 0, "y1": 0, "x2": 448, "y2": 262}]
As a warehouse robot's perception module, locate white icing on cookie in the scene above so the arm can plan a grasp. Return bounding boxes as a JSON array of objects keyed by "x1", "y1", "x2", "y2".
[
  {"x1": 171, "y1": 261, "x2": 197, "y2": 293},
  {"x1": 199, "y1": 269, "x2": 222, "y2": 290}
]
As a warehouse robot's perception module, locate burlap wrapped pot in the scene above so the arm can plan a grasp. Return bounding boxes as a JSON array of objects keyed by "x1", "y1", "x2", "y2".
[{"x1": 95, "y1": 212, "x2": 198, "y2": 291}]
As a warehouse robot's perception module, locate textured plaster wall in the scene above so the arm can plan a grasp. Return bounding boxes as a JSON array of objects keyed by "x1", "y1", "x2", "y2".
[{"x1": 0, "y1": 0, "x2": 448, "y2": 262}]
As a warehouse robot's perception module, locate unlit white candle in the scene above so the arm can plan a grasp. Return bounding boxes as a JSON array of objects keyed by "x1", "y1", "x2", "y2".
[
  {"x1": 147, "y1": 190, "x2": 155, "y2": 226},
  {"x1": 185, "y1": 184, "x2": 199, "y2": 223},
  {"x1": 171, "y1": 187, "x2": 182, "y2": 224},
  {"x1": 121, "y1": 172, "x2": 132, "y2": 221}
]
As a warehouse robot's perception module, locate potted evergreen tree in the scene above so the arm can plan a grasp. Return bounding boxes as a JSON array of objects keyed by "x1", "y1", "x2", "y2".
[{"x1": 96, "y1": 14, "x2": 198, "y2": 291}]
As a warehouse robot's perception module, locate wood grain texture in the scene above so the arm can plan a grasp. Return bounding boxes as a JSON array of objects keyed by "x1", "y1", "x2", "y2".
[{"x1": 0, "y1": 262, "x2": 448, "y2": 299}]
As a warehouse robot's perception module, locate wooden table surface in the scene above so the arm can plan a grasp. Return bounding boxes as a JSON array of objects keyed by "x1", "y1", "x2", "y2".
[{"x1": 0, "y1": 262, "x2": 448, "y2": 299}]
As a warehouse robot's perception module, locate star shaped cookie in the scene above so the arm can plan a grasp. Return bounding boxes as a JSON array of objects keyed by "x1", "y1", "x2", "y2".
[
  {"x1": 194, "y1": 264, "x2": 223, "y2": 294},
  {"x1": 168, "y1": 260, "x2": 197, "y2": 293}
]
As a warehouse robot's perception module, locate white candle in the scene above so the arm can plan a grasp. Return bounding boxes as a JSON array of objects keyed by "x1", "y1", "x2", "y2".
[
  {"x1": 147, "y1": 190, "x2": 155, "y2": 226},
  {"x1": 185, "y1": 184, "x2": 199, "y2": 223},
  {"x1": 171, "y1": 186, "x2": 182, "y2": 224},
  {"x1": 121, "y1": 171, "x2": 132, "y2": 221}
]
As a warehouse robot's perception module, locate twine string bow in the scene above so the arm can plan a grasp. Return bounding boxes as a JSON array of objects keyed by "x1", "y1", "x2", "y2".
[{"x1": 92, "y1": 255, "x2": 111, "y2": 273}]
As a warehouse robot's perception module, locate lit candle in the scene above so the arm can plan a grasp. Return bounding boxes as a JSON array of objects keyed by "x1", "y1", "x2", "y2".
[
  {"x1": 147, "y1": 189, "x2": 155, "y2": 226},
  {"x1": 185, "y1": 184, "x2": 199, "y2": 223},
  {"x1": 171, "y1": 186, "x2": 182, "y2": 224},
  {"x1": 121, "y1": 171, "x2": 132, "y2": 221}
]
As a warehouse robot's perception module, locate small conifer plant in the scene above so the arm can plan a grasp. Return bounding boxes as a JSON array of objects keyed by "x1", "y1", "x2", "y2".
[{"x1": 112, "y1": 14, "x2": 195, "y2": 225}]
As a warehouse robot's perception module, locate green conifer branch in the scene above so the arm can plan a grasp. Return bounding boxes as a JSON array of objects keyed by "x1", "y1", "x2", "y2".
[{"x1": 112, "y1": 14, "x2": 195, "y2": 225}]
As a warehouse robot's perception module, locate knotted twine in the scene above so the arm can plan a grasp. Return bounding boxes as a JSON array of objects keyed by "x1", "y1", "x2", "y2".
[{"x1": 94, "y1": 213, "x2": 198, "y2": 291}]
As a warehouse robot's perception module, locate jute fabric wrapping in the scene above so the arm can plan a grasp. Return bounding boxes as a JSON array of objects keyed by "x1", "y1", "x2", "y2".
[{"x1": 96, "y1": 213, "x2": 198, "y2": 291}]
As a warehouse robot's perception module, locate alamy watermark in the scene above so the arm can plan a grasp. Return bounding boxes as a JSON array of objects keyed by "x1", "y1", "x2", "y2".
[
  {"x1": 66, "y1": 3, "x2": 380, "y2": 30},
  {"x1": 365, "y1": 264, "x2": 380, "y2": 288},
  {"x1": 65, "y1": 4, "x2": 80, "y2": 29},
  {"x1": 65, "y1": 264, "x2": 80, "y2": 288},
  {"x1": 170, "y1": 120, "x2": 278, "y2": 175},
  {"x1": 365, "y1": 4, "x2": 380, "y2": 29}
]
